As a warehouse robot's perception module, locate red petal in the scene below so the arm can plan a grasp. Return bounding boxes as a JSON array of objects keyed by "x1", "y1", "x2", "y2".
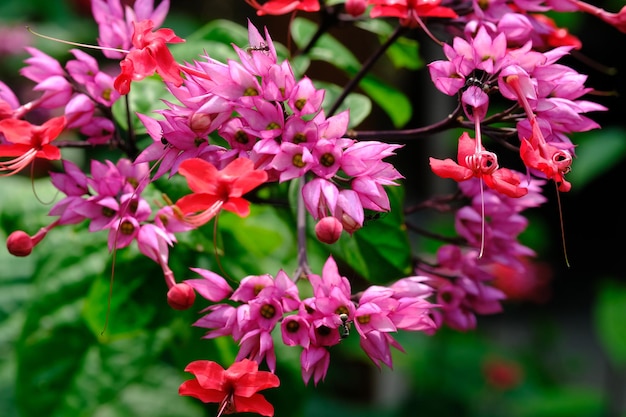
[
  {"x1": 178, "y1": 158, "x2": 219, "y2": 193},
  {"x1": 484, "y1": 169, "x2": 528, "y2": 198},
  {"x1": 184, "y1": 360, "x2": 226, "y2": 390},
  {"x1": 36, "y1": 144, "x2": 61, "y2": 161},
  {"x1": 225, "y1": 358, "x2": 258, "y2": 380},
  {"x1": 234, "y1": 372, "x2": 280, "y2": 397},
  {"x1": 456, "y1": 132, "x2": 478, "y2": 163},
  {"x1": 39, "y1": 116, "x2": 66, "y2": 145},
  {"x1": 176, "y1": 193, "x2": 221, "y2": 214},
  {"x1": 0, "y1": 144, "x2": 32, "y2": 157},
  {"x1": 222, "y1": 197, "x2": 251, "y2": 217},
  {"x1": 0, "y1": 119, "x2": 33, "y2": 144},
  {"x1": 179, "y1": 379, "x2": 225, "y2": 403},
  {"x1": 429, "y1": 157, "x2": 473, "y2": 181},
  {"x1": 233, "y1": 393, "x2": 275, "y2": 416}
]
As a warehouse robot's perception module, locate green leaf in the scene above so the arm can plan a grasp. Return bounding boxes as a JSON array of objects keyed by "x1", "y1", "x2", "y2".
[
  {"x1": 171, "y1": 18, "x2": 290, "y2": 63},
  {"x1": 568, "y1": 127, "x2": 626, "y2": 190},
  {"x1": 291, "y1": 17, "x2": 412, "y2": 127},
  {"x1": 112, "y1": 77, "x2": 174, "y2": 135},
  {"x1": 355, "y1": 19, "x2": 423, "y2": 70},
  {"x1": 593, "y1": 280, "x2": 626, "y2": 368},
  {"x1": 212, "y1": 204, "x2": 299, "y2": 278},
  {"x1": 314, "y1": 81, "x2": 372, "y2": 128},
  {"x1": 516, "y1": 386, "x2": 603, "y2": 417}
]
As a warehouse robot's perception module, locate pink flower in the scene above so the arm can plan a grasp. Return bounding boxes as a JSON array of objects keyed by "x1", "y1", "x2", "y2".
[
  {"x1": 300, "y1": 345, "x2": 330, "y2": 385},
  {"x1": 186, "y1": 268, "x2": 234, "y2": 302}
]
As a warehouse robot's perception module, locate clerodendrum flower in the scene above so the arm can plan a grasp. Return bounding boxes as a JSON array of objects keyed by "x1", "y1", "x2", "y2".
[
  {"x1": 179, "y1": 359, "x2": 280, "y2": 417},
  {"x1": 174, "y1": 157, "x2": 268, "y2": 227},
  {"x1": 0, "y1": 116, "x2": 66, "y2": 176},
  {"x1": 429, "y1": 132, "x2": 528, "y2": 198},
  {"x1": 113, "y1": 19, "x2": 185, "y2": 94}
]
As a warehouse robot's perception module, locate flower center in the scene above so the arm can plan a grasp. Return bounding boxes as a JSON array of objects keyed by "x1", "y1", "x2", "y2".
[
  {"x1": 235, "y1": 130, "x2": 249, "y2": 144},
  {"x1": 292, "y1": 153, "x2": 305, "y2": 168},
  {"x1": 286, "y1": 320, "x2": 300, "y2": 333},
  {"x1": 120, "y1": 219, "x2": 135, "y2": 235},
  {"x1": 260, "y1": 303, "x2": 276, "y2": 319},
  {"x1": 552, "y1": 150, "x2": 572, "y2": 173},
  {"x1": 320, "y1": 152, "x2": 335, "y2": 167},
  {"x1": 465, "y1": 151, "x2": 499, "y2": 175}
]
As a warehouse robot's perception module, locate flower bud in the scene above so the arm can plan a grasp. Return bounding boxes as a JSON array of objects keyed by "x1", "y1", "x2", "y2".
[
  {"x1": 167, "y1": 282, "x2": 196, "y2": 310},
  {"x1": 6, "y1": 230, "x2": 33, "y2": 257},
  {"x1": 189, "y1": 111, "x2": 212, "y2": 133},
  {"x1": 345, "y1": 0, "x2": 367, "y2": 17},
  {"x1": 315, "y1": 216, "x2": 343, "y2": 244}
]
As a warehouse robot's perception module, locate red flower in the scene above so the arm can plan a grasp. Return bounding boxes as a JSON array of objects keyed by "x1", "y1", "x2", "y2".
[
  {"x1": 429, "y1": 132, "x2": 528, "y2": 198},
  {"x1": 369, "y1": 0, "x2": 458, "y2": 27},
  {"x1": 114, "y1": 19, "x2": 185, "y2": 95},
  {"x1": 244, "y1": 0, "x2": 320, "y2": 16},
  {"x1": 520, "y1": 119, "x2": 572, "y2": 192},
  {"x1": 175, "y1": 158, "x2": 268, "y2": 227},
  {"x1": 179, "y1": 359, "x2": 280, "y2": 417},
  {"x1": 0, "y1": 116, "x2": 66, "y2": 176}
]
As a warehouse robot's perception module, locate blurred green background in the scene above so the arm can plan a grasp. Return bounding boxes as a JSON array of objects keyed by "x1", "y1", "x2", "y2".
[{"x1": 1, "y1": 1, "x2": 626, "y2": 417}]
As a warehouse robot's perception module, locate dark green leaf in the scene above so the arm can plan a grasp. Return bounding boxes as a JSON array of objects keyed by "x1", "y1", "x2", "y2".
[
  {"x1": 593, "y1": 279, "x2": 626, "y2": 368},
  {"x1": 355, "y1": 19, "x2": 423, "y2": 70},
  {"x1": 314, "y1": 81, "x2": 372, "y2": 128},
  {"x1": 568, "y1": 127, "x2": 626, "y2": 190}
]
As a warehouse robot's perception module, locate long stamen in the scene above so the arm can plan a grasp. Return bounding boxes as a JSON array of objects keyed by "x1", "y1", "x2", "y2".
[
  {"x1": 216, "y1": 394, "x2": 233, "y2": 417},
  {"x1": 26, "y1": 26, "x2": 129, "y2": 54},
  {"x1": 477, "y1": 178, "x2": 486, "y2": 259},
  {"x1": 0, "y1": 148, "x2": 38, "y2": 176},
  {"x1": 180, "y1": 200, "x2": 224, "y2": 228},
  {"x1": 554, "y1": 182, "x2": 571, "y2": 268}
]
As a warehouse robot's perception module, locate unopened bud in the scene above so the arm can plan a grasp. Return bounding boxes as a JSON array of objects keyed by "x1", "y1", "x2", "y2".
[
  {"x1": 345, "y1": 0, "x2": 367, "y2": 17},
  {"x1": 189, "y1": 112, "x2": 212, "y2": 133},
  {"x1": 315, "y1": 216, "x2": 343, "y2": 244},
  {"x1": 167, "y1": 282, "x2": 196, "y2": 310},
  {"x1": 6, "y1": 231, "x2": 33, "y2": 257}
]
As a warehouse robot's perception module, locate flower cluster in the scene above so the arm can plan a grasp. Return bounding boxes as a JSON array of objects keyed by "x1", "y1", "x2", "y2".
[
  {"x1": 187, "y1": 255, "x2": 437, "y2": 385},
  {"x1": 135, "y1": 20, "x2": 403, "y2": 241},
  {"x1": 0, "y1": 0, "x2": 620, "y2": 415}
]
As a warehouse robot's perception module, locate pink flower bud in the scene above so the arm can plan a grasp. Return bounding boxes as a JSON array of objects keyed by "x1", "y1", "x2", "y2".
[
  {"x1": 6, "y1": 230, "x2": 34, "y2": 257},
  {"x1": 315, "y1": 216, "x2": 343, "y2": 244},
  {"x1": 345, "y1": 0, "x2": 367, "y2": 17},
  {"x1": 189, "y1": 112, "x2": 212, "y2": 133},
  {"x1": 167, "y1": 282, "x2": 196, "y2": 310}
]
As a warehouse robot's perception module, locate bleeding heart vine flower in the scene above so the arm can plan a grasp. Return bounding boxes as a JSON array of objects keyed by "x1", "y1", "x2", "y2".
[
  {"x1": 174, "y1": 157, "x2": 269, "y2": 227},
  {"x1": 0, "y1": 115, "x2": 66, "y2": 176},
  {"x1": 179, "y1": 358, "x2": 280, "y2": 417}
]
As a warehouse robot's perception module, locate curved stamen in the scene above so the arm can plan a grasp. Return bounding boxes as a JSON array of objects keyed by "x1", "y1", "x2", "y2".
[
  {"x1": 552, "y1": 149, "x2": 573, "y2": 174},
  {"x1": 0, "y1": 148, "x2": 38, "y2": 176},
  {"x1": 178, "y1": 200, "x2": 224, "y2": 228},
  {"x1": 464, "y1": 151, "x2": 499, "y2": 175}
]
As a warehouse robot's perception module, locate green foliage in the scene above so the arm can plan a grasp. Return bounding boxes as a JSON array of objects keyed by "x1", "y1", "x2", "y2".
[
  {"x1": 594, "y1": 280, "x2": 626, "y2": 368},
  {"x1": 355, "y1": 19, "x2": 423, "y2": 71},
  {"x1": 568, "y1": 127, "x2": 626, "y2": 190}
]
